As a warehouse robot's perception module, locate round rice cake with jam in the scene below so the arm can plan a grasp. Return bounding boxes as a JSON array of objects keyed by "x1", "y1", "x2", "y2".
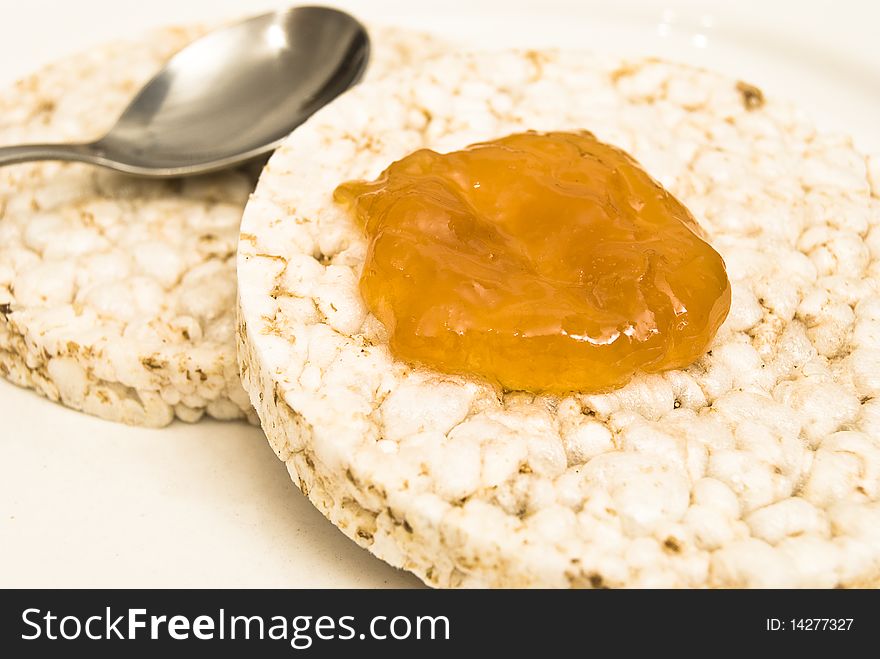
[
  {"x1": 0, "y1": 23, "x2": 449, "y2": 427},
  {"x1": 238, "y1": 50, "x2": 880, "y2": 588}
]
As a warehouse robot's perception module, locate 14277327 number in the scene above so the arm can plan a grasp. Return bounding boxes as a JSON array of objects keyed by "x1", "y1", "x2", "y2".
[
  {"x1": 790, "y1": 619, "x2": 853, "y2": 631},
  {"x1": 765, "y1": 618, "x2": 854, "y2": 631}
]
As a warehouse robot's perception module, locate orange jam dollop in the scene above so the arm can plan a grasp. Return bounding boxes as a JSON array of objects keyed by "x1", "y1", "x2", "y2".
[{"x1": 334, "y1": 131, "x2": 731, "y2": 394}]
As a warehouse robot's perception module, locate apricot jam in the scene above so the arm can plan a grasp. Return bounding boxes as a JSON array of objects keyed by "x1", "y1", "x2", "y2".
[{"x1": 334, "y1": 131, "x2": 730, "y2": 393}]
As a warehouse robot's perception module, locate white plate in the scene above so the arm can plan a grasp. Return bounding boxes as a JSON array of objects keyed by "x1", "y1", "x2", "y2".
[{"x1": 1, "y1": 0, "x2": 878, "y2": 587}]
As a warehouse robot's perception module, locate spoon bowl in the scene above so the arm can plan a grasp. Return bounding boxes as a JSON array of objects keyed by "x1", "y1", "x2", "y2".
[{"x1": 0, "y1": 6, "x2": 370, "y2": 177}]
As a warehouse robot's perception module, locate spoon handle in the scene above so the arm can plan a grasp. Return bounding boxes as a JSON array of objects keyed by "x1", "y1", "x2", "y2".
[{"x1": 0, "y1": 143, "x2": 99, "y2": 168}]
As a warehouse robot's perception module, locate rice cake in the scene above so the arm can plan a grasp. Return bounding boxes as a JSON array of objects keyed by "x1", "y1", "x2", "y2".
[
  {"x1": 0, "y1": 24, "x2": 449, "y2": 427},
  {"x1": 238, "y1": 51, "x2": 880, "y2": 587}
]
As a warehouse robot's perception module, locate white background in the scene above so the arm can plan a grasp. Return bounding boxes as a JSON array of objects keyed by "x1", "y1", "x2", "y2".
[{"x1": 1, "y1": 0, "x2": 878, "y2": 587}]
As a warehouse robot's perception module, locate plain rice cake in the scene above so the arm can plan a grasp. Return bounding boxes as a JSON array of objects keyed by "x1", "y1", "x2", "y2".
[{"x1": 0, "y1": 24, "x2": 450, "y2": 426}]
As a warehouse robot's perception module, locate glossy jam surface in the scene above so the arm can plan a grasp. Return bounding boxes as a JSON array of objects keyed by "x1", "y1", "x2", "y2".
[{"x1": 334, "y1": 131, "x2": 731, "y2": 393}]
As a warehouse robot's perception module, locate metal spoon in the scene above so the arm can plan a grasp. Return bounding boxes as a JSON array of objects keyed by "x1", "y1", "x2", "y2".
[{"x1": 0, "y1": 6, "x2": 369, "y2": 177}]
